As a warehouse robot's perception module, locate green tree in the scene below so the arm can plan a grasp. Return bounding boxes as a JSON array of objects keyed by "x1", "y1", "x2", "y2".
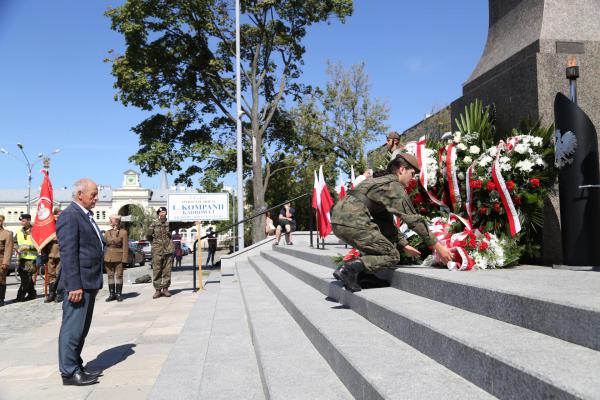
[
  {"x1": 105, "y1": 0, "x2": 353, "y2": 243},
  {"x1": 291, "y1": 61, "x2": 389, "y2": 173}
]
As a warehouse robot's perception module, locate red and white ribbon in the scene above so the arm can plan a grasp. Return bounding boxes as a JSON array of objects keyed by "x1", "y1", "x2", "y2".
[
  {"x1": 465, "y1": 161, "x2": 476, "y2": 225},
  {"x1": 445, "y1": 144, "x2": 461, "y2": 211},
  {"x1": 492, "y1": 143, "x2": 521, "y2": 236},
  {"x1": 415, "y1": 137, "x2": 445, "y2": 207}
]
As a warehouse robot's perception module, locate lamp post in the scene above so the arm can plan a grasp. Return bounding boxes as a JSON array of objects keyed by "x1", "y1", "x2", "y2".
[
  {"x1": 235, "y1": 0, "x2": 245, "y2": 250},
  {"x1": 0, "y1": 144, "x2": 60, "y2": 214}
]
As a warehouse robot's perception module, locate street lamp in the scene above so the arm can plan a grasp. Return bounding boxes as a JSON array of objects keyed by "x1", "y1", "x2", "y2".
[{"x1": 0, "y1": 144, "x2": 60, "y2": 214}]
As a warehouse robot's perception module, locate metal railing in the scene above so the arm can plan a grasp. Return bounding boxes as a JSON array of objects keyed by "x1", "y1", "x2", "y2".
[{"x1": 192, "y1": 192, "x2": 313, "y2": 291}]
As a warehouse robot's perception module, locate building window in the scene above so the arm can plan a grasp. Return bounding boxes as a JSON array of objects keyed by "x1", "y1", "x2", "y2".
[
  {"x1": 95, "y1": 211, "x2": 100, "y2": 220},
  {"x1": 102, "y1": 211, "x2": 106, "y2": 220}
]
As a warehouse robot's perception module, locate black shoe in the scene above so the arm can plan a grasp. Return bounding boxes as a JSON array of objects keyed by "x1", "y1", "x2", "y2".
[
  {"x1": 332, "y1": 267, "x2": 343, "y2": 281},
  {"x1": 55, "y1": 289, "x2": 64, "y2": 303},
  {"x1": 339, "y1": 259, "x2": 365, "y2": 292},
  {"x1": 0, "y1": 284, "x2": 5, "y2": 307},
  {"x1": 45, "y1": 282, "x2": 57, "y2": 303},
  {"x1": 81, "y1": 367, "x2": 103, "y2": 379},
  {"x1": 15, "y1": 287, "x2": 25, "y2": 302},
  {"x1": 62, "y1": 370, "x2": 99, "y2": 386},
  {"x1": 115, "y1": 283, "x2": 123, "y2": 302},
  {"x1": 23, "y1": 290, "x2": 37, "y2": 302},
  {"x1": 105, "y1": 285, "x2": 116, "y2": 302}
]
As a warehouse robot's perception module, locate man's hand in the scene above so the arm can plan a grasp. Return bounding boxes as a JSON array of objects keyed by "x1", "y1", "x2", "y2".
[
  {"x1": 68, "y1": 289, "x2": 83, "y2": 303},
  {"x1": 402, "y1": 245, "x2": 421, "y2": 258},
  {"x1": 434, "y1": 242, "x2": 453, "y2": 264}
]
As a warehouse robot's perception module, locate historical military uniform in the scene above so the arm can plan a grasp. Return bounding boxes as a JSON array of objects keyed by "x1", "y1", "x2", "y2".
[
  {"x1": 42, "y1": 238, "x2": 61, "y2": 303},
  {"x1": 103, "y1": 227, "x2": 128, "y2": 302},
  {"x1": 0, "y1": 223, "x2": 14, "y2": 306},
  {"x1": 331, "y1": 174, "x2": 437, "y2": 274},
  {"x1": 15, "y1": 221, "x2": 38, "y2": 301},
  {"x1": 147, "y1": 210, "x2": 174, "y2": 298}
]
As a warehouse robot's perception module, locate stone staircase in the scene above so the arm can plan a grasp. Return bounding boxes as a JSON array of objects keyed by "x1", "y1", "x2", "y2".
[{"x1": 151, "y1": 233, "x2": 600, "y2": 399}]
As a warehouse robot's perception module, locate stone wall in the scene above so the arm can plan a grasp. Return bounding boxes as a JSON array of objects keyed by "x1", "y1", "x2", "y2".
[{"x1": 400, "y1": 106, "x2": 451, "y2": 143}]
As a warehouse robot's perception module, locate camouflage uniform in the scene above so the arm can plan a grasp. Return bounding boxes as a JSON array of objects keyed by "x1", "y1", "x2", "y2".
[
  {"x1": 331, "y1": 174, "x2": 437, "y2": 273},
  {"x1": 367, "y1": 145, "x2": 392, "y2": 171},
  {"x1": 0, "y1": 226, "x2": 14, "y2": 306},
  {"x1": 147, "y1": 219, "x2": 174, "y2": 290}
]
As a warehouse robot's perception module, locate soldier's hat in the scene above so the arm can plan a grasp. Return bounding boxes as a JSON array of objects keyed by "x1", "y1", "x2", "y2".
[
  {"x1": 19, "y1": 213, "x2": 32, "y2": 221},
  {"x1": 387, "y1": 131, "x2": 401, "y2": 140},
  {"x1": 396, "y1": 153, "x2": 420, "y2": 173},
  {"x1": 156, "y1": 206, "x2": 167, "y2": 215}
]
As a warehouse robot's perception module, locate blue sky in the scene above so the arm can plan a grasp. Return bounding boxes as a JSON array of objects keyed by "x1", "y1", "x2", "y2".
[{"x1": 0, "y1": 1, "x2": 487, "y2": 191}]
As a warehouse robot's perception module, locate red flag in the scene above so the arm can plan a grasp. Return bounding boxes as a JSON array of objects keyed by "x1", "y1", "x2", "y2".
[
  {"x1": 316, "y1": 165, "x2": 334, "y2": 238},
  {"x1": 350, "y1": 165, "x2": 356, "y2": 189},
  {"x1": 336, "y1": 168, "x2": 346, "y2": 200},
  {"x1": 32, "y1": 170, "x2": 56, "y2": 251},
  {"x1": 311, "y1": 170, "x2": 319, "y2": 210}
]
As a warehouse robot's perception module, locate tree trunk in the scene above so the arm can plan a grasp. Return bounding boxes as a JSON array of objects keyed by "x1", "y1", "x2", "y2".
[{"x1": 251, "y1": 130, "x2": 266, "y2": 244}]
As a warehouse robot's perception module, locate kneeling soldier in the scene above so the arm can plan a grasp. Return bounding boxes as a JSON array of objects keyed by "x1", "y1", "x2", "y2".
[{"x1": 331, "y1": 154, "x2": 452, "y2": 292}]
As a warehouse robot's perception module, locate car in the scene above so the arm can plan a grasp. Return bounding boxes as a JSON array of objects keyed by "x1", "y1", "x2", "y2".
[
  {"x1": 125, "y1": 243, "x2": 145, "y2": 267},
  {"x1": 134, "y1": 240, "x2": 152, "y2": 261},
  {"x1": 180, "y1": 243, "x2": 191, "y2": 256}
]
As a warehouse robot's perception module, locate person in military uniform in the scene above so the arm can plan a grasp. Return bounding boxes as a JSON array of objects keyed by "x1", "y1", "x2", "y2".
[
  {"x1": 332, "y1": 154, "x2": 452, "y2": 292},
  {"x1": 103, "y1": 214, "x2": 128, "y2": 302},
  {"x1": 42, "y1": 208, "x2": 62, "y2": 303},
  {"x1": 367, "y1": 131, "x2": 401, "y2": 170},
  {"x1": 146, "y1": 207, "x2": 174, "y2": 299},
  {"x1": 0, "y1": 215, "x2": 14, "y2": 307},
  {"x1": 206, "y1": 227, "x2": 218, "y2": 267},
  {"x1": 15, "y1": 214, "x2": 38, "y2": 301}
]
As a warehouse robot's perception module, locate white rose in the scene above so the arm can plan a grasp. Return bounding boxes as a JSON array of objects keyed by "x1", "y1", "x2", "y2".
[
  {"x1": 457, "y1": 143, "x2": 467, "y2": 151},
  {"x1": 464, "y1": 156, "x2": 473, "y2": 164},
  {"x1": 514, "y1": 143, "x2": 528, "y2": 154},
  {"x1": 469, "y1": 145, "x2": 480, "y2": 155},
  {"x1": 458, "y1": 172, "x2": 465, "y2": 181},
  {"x1": 479, "y1": 156, "x2": 492, "y2": 167},
  {"x1": 453, "y1": 131, "x2": 462, "y2": 143},
  {"x1": 532, "y1": 137, "x2": 543, "y2": 146}
]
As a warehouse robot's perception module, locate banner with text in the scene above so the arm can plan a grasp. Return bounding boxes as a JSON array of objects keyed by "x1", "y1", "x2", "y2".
[{"x1": 168, "y1": 193, "x2": 230, "y2": 222}]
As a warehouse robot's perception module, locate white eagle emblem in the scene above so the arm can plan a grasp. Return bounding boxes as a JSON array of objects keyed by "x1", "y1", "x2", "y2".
[{"x1": 555, "y1": 129, "x2": 577, "y2": 168}]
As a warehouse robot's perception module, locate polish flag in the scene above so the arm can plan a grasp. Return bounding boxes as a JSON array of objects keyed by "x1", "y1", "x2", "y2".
[
  {"x1": 336, "y1": 168, "x2": 346, "y2": 200},
  {"x1": 350, "y1": 165, "x2": 356, "y2": 189},
  {"x1": 32, "y1": 170, "x2": 56, "y2": 250},
  {"x1": 311, "y1": 166, "x2": 334, "y2": 238}
]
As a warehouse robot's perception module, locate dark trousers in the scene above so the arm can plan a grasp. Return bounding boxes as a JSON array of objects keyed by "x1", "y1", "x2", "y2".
[
  {"x1": 58, "y1": 289, "x2": 98, "y2": 376},
  {"x1": 206, "y1": 246, "x2": 216, "y2": 266}
]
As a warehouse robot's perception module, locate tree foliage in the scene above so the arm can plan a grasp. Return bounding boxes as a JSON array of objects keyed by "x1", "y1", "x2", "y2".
[
  {"x1": 105, "y1": 0, "x2": 353, "y2": 242},
  {"x1": 291, "y1": 61, "x2": 388, "y2": 173}
]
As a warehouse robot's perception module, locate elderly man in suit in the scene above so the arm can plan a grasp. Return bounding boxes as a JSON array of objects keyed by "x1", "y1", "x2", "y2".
[{"x1": 56, "y1": 178, "x2": 104, "y2": 386}]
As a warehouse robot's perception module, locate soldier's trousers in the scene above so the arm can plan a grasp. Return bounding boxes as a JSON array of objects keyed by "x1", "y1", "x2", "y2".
[
  {"x1": 18, "y1": 259, "x2": 36, "y2": 296},
  {"x1": 0, "y1": 264, "x2": 7, "y2": 285},
  {"x1": 104, "y1": 262, "x2": 123, "y2": 285},
  {"x1": 332, "y1": 223, "x2": 400, "y2": 273},
  {"x1": 152, "y1": 253, "x2": 172, "y2": 290},
  {"x1": 47, "y1": 257, "x2": 61, "y2": 285}
]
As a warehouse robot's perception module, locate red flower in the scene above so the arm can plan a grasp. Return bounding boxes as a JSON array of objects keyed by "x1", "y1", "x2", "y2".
[
  {"x1": 513, "y1": 195, "x2": 522, "y2": 206},
  {"x1": 468, "y1": 238, "x2": 477, "y2": 249},
  {"x1": 479, "y1": 207, "x2": 488, "y2": 215},
  {"x1": 530, "y1": 178, "x2": 540, "y2": 188},
  {"x1": 479, "y1": 242, "x2": 489, "y2": 250},
  {"x1": 454, "y1": 240, "x2": 466, "y2": 248},
  {"x1": 486, "y1": 181, "x2": 496, "y2": 191},
  {"x1": 507, "y1": 180, "x2": 516, "y2": 191},
  {"x1": 419, "y1": 207, "x2": 428, "y2": 214},
  {"x1": 493, "y1": 202, "x2": 501, "y2": 212},
  {"x1": 413, "y1": 193, "x2": 424, "y2": 204},
  {"x1": 470, "y1": 179, "x2": 482, "y2": 189}
]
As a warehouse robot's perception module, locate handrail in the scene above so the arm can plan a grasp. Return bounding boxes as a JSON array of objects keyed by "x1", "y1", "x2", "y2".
[{"x1": 196, "y1": 192, "x2": 311, "y2": 242}]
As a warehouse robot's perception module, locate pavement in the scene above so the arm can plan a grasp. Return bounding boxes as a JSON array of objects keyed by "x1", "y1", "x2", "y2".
[{"x1": 0, "y1": 251, "x2": 225, "y2": 400}]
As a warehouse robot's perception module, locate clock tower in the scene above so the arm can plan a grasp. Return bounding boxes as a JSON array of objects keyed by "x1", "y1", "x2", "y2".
[{"x1": 122, "y1": 170, "x2": 140, "y2": 188}]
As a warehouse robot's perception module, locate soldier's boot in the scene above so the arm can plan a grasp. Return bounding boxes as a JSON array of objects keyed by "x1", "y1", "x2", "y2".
[
  {"x1": 152, "y1": 289, "x2": 162, "y2": 299},
  {"x1": 105, "y1": 285, "x2": 116, "y2": 302},
  {"x1": 45, "y1": 282, "x2": 57, "y2": 303},
  {"x1": 55, "y1": 288, "x2": 64, "y2": 303},
  {"x1": 0, "y1": 284, "x2": 6, "y2": 307},
  {"x1": 332, "y1": 266, "x2": 343, "y2": 281},
  {"x1": 24, "y1": 280, "x2": 37, "y2": 302},
  {"x1": 339, "y1": 259, "x2": 365, "y2": 292},
  {"x1": 115, "y1": 284, "x2": 123, "y2": 302},
  {"x1": 16, "y1": 286, "x2": 25, "y2": 302},
  {"x1": 161, "y1": 287, "x2": 172, "y2": 297}
]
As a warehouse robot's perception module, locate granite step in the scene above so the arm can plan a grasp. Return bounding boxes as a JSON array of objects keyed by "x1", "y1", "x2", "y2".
[
  {"x1": 272, "y1": 244, "x2": 600, "y2": 351},
  {"x1": 236, "y1": 261, "x2": 352, "y2": 400},
  {"x1": 261, "y1": 249, "x2": 600, "y2": 399},
  {"x1": 247, "y1": 255, "x2": 495, "y2": 400}
]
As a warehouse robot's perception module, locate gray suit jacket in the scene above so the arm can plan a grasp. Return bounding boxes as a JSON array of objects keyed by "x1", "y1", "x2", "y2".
[{"x1": 57, "y1": 202, "x2": 105, "y2": 292}]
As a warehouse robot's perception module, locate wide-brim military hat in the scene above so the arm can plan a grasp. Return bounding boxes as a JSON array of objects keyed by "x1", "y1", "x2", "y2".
[
  {"x1": 397, "y1": 153, "x2": 420, "y2": 173},
  {"x1": 156, "y1": 206, "x2": 167, "y2": 215},
  {"x1": 19, "y1": 213, "x2": 32, "y2": 221}
]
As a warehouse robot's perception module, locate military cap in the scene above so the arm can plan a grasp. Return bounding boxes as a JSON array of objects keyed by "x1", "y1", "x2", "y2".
[
  {"x1": 387, "y1": 131, "x2": 401, "y2": 140},
  {"x1": 19, "y1": 213, "x2": 32, "y2": 221},
  {"x1": 156, "y1": 206, "x2": 167, "y2": 215},
  {"x1": 397, "y1": 153, "x2": 420, "y2": 173}
]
